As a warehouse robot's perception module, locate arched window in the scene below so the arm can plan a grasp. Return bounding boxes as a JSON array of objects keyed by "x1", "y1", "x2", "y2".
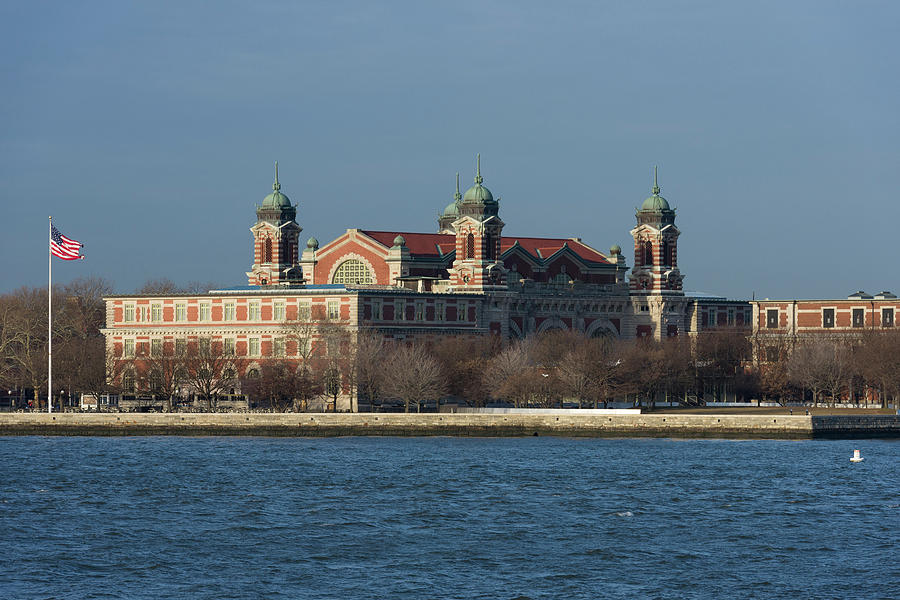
[
  {"x1": 263, "y1": 238, "x2": 273, "y2": 263},
  {"x1": 661, "y1": 241, "x2": 670, "y2": 267},
  {"x1": 466, "y1": 233, "x2": 475, "y2": 259},
  {"x1": 332, "y1": 259, "x2": 373, "y2": 285},
  {"x1": 122, "y1": 369, "x2": 135, "y2": 393},
  {"x1": 643, "y1": 240, "x2": 653, "y2": 266}
]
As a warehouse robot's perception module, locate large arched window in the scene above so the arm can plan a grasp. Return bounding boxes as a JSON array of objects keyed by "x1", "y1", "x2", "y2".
[
  {"x1": 332, "y1": 259, "x2": 373, "y2": 285},
  {"x1": 466, "y1": 233, "x2": 476, "y2": 259},
  {"x1": 643, "y1": 240, "x2": 653, "y2": 266}
]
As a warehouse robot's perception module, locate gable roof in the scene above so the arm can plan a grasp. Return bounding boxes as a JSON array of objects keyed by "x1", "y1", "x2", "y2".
[{"x1": 360, "y1": 230, "x2": 612, "y2": 265}]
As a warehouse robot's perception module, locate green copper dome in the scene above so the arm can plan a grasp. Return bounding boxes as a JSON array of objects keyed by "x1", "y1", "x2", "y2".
[
  {"x1": 640, "y1": 166, "x2": 670, "y2": 211},
  {"x1": 443, "y1": 200, "x2": 460, "y2": 216},
  {"x1": 462, "y1": 154, "x2": 495, "y2": 205},
  {"x1": 262, "y1": 161, "x2": 292, "y2": 209}
]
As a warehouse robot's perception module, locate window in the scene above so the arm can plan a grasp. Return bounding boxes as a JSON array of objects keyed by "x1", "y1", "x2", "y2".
[
  {"x1": 883, "y1": 308, "x2": 894, "y2": 327},
  {"x1": 415, "y1": 301, "x2": 425, "y2": 321},
  {"x1": 263, "y1": 237, "x2": 273, "y2": 263},
  {"x1": 643, "y1": 240, "x2": 653, "y2": 266},
  {"x1": 744, "y1": 308, "x2": 752, "y2": 324},
  {"x1": 298, "y1": 301, "x2": 311, "y2": 321},
  {"x1": 249, "y1": 301, "x2": 260, "y2": 321},
  {"x1": 199, "y1": 303, "x2": 211, "y2": 322},
  {"x1": 122, "y1": 369, "x2": 135, "y2": 393},
  {"x1": 700, "y1": 311, "x2": 708, "y2": 328},
  {"x1": 766, "y1": 309, "x2": 779, "y2": 329},
  {"x1": 139, "y1": 306, "x2": 149, "y2": 322},
  {"x1": 396, "y1": 299, "x2": 406, "y2": 321},
  {"x1": 466, "y1": 233, "x2": 475, "y2": 259},
  {"x1": 823, "y1": 308, "x2": 835, "y2": 328},
  {"x1": 151, "y1": 303, "x2": 162, "y2": 322},
  {"x1": 150, "y1": 339, "x2": 162, "y2": 357},
  {"x1": 507, "y1": 270, "x2": 521, "y2": 285},
  {"x1": 273, "y1": 338, "x2": 285, "y2": 357},
  {"x1": 436, "y1": 300, "x2": 445, "y2": 321},
  {"x1": 553, "y1": 272, "x2": 569, "y2": 284},
  {"x1": 727, "y1": 308, "x2": 735, "y2": 326},
  {"x1": 124, "y1": 304, "x2": 135, "y2": 323},
  {"x1": 274, "y1": 300, "x2": 286, "y2": 322},
  {"x1": 175, "y1": 303, "x2": 186, "y2": 322},
  {"x1": 852, "y1": 308, "x2": 864, "y2": 328},
  {"x1": 224, "y1": 303, "x2": 235, "y2": 321},
  {"x1": 332, "y1": 259, "x2": 373, "y2": 285},
  {"x1": 372, "y1": 299, "x2": 382, "y2": 321},
  {"x1": 327, "y1": 300, "x2": 339, "y2": 320},
  {"x1": 124, "y1": 339, "x2": 135, "y2": 358},
  {"x1": 175, "y1": 338, "x2": 186, "y2": 357},
  {"x1": 223, "y1": 338, "x2": 236, "y2": 356},
  {"x1": 661, "y1": 240, "x2": 670, "y2": 267},
  {"x1": 249, "y1": 338, "x2": 260, "y2": 357}
]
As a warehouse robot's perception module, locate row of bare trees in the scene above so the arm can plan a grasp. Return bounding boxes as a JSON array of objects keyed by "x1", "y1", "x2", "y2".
[{"x1": 757, "y1": 331, "x2": 900, "y2": 407}]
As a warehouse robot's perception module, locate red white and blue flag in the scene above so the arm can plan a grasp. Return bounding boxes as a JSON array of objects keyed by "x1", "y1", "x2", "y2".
[{"x1": 50, "y1": 225, "x2": 84, "y2": 260}]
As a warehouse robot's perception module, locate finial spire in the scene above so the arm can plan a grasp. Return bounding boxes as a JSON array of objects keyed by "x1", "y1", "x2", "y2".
[
  {"x1": 454, "y1": 172, "x2": 461, "y2": 201},
  {"x1": 273, "y1": 161, "x2": 281, "y2": 192},
  {"x1": 475, "y1": 153, "x2": 483, "y2": 185},
  {"x1": 652, "y1": 165, "x2": 660, "y2": 195}
]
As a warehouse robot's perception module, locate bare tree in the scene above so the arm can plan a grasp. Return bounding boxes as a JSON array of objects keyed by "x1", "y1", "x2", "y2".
[
  {"x1": 485, "y1": 338, "x2": 537, "y2": 408},
  {"x1": 787, "y1": 342, "x2": 847, "y2": 407},
  {"x1": 183, "y1": 337, "x2": 237, "y2": 410},
  {"x1": 384, "y1": 343, "x2": 447, "y2": 412},
  {"x1": 142, "y1": 341, "x2": 185, "y2": 412},
  {"x1": 354, "y1": 332, "x2": 385, "y2": 412},
  {"x1": 432, "y1": 336, "x2": 500, "y2": 406}
]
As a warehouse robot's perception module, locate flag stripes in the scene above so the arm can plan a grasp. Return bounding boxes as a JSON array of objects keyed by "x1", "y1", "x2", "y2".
[{"x1": 50, "y1": 225, "x2": 84, "y2": 260}]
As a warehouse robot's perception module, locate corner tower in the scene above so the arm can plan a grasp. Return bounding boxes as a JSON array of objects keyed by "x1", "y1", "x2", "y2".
[
  {"x1": 247, "y1": 162, "x2": 304, "y2": 286},
  {"x1": 629, "y1": 167, "x2": 683, "y2": 295},
  {"x1": 448, "y1": 154, "x2": 506, "y2": 290}
]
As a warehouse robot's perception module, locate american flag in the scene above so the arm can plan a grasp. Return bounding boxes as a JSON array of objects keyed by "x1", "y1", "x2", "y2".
[{"x1": 50, "y1": 225, "x2": 84, "y2": 260}]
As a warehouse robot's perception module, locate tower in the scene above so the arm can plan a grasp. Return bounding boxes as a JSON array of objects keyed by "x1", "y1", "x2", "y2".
[
  {"x1": 629, "y1": 167, "x2": 683, "y2": 295},
  {"x1": 438, "y1": 173, "x2": 462, "y2": 233},
  {"x1": 247, "y1": 162, "x2": 304, "y2": 286},
  {"x1": 448, "y1": 154, "x2": 506, "y2": 290}
]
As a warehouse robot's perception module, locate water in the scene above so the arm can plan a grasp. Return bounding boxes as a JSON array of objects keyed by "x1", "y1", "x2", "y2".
[{"x1": 1, "y1": 437, "x2": 898, "y2": 599}]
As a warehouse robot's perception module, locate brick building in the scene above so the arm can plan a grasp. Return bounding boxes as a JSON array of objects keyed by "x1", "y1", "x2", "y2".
[{"x1": 102, "y1": 158, "x2": 748, "y2": 405}]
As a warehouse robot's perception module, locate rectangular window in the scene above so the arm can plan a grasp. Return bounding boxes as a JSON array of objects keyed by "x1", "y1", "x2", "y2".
[
  {"x1": 883, "y1": 308, "x2": 894, "y2": 327},
  {"x1": 415, "y1": 301, "x2": 424, "y2": 321},
  {"x1": 151, "y1": 303, "x2": 162, "y2": 322},
  {"x1": 727, "y1": 308, "x2": 735, "y2": 326},
  {"x1": 124, "y1": 339, "x2": 135, "y2": 358},
  {"x1": 124, "y1": 304, "x2": 135, "y2": 323},
  {"x1": 150, "y1": 339, "x2": 162, "y2": 357},
  {"x1": 249, "y1": 338, "x2": 260, "y2": 357},
  {"x1": 372, "y1": 299, "x2": 382, "y2": 321},
  {"x1": 852, "y1": 308, "x2": 865, "y2": 328},
  {"x1": 396, "y1": 299, "x2": 406, "y2": 321},
  {"x1": 249, "y1": 301, "x2": 261, "y2": 321},
  {"x1": 327, "y1": 300, "x2": 339, "y2": 320},
  {"x1": 700, "y1": 311, "x2": 708, "y2": 328},
  {"x1": 273, "y1": 338, "x2": 285, "y2": 357},
  {"x1": 199, "y1": 303, "x2": 211, "y2": 322},
  {"x1": 297, "y1": 338, "x2": 310, "y2": 358},
  {"x1": 224, "y1": 303, "x2": 236, "y2": 321},
  {"x1": 744, "y1": 308, "x2": 752, "y2": 324},
  {"x1": 298, "y1": 301, "x2": 311, "y2": 321},
  {"x1": 436, "y1": 300, "x2": 445, "y2": 321},
  {"x1": 139, "y1": 306, "x2": 149, "y2": 322},
  {"x1": 766, "y1": 309, "x2": 779, "y2": 329},
  {"x1": 274, "y1": 300, "x2": 286, "y2": 322},
  {"x1": 223, "y1": 337, "x2": 236, "y2": 356},
  {"x1": 175, "y1": 303, "x2": 186, "y2": 322},
  {"x1": 175, "y1": 338, "x2": 186, "y2": 357},
  {"x1": 823, "y1": 308, "x2": 835, "y2": 328}
]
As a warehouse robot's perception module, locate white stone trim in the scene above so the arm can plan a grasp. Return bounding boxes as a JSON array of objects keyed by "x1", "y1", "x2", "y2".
[{"x1": 327, "y1": 253, "x2": 377, "y2": 285}]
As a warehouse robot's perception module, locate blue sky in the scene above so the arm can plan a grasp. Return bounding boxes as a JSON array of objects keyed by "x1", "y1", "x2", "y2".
[{"x1": 2, "y1": 1, "x2": 898, "y2": 299}]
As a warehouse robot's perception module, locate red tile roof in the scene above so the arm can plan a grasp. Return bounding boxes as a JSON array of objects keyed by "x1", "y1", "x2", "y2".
[{"x1": 360, "y1": 231, "x2": 611, "y2": 264}]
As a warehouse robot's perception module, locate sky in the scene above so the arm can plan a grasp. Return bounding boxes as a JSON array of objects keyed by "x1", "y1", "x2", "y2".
[{"x1": 2, "y1": 0, "x2": 898, "y2": 300}]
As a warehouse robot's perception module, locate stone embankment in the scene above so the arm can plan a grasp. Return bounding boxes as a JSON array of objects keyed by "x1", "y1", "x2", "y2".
[{"x1": 1, "y1": 413, "x2": 899, "y2": 438}]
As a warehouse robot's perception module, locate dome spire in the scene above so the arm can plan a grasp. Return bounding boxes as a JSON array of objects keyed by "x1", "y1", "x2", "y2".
[
  {"x1": 273, "y1": 161, "x2": 281, "y2": 192},
  {"x1": 475, "y1": 153, "x2": 483, "y2": 185},
  {"x1": 455, "y1": 172, "x2": 462, "y2": 201},
  {"x1": 652, "y1": 165, "x2": 660, "y2": 196}
]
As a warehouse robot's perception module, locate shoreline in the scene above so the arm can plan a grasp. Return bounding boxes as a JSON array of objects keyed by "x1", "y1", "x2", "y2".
[{"x1": 2, "y1": 413, "x2": 899, "y2": 439}]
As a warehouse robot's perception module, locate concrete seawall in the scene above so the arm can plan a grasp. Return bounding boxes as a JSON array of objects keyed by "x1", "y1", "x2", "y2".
[{"x1": 2, "y1": 413, "x2": 899, "y2": 438}]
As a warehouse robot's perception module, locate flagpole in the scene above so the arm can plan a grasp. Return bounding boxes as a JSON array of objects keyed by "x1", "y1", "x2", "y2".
[{"x1": 48, "y1": 216, "x2": 52, "y2": 414}]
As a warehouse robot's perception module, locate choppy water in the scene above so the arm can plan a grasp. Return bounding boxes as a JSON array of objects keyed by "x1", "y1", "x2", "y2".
[{"x1": 1, "y1": 436, "x2": 898, "y2": 599}]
